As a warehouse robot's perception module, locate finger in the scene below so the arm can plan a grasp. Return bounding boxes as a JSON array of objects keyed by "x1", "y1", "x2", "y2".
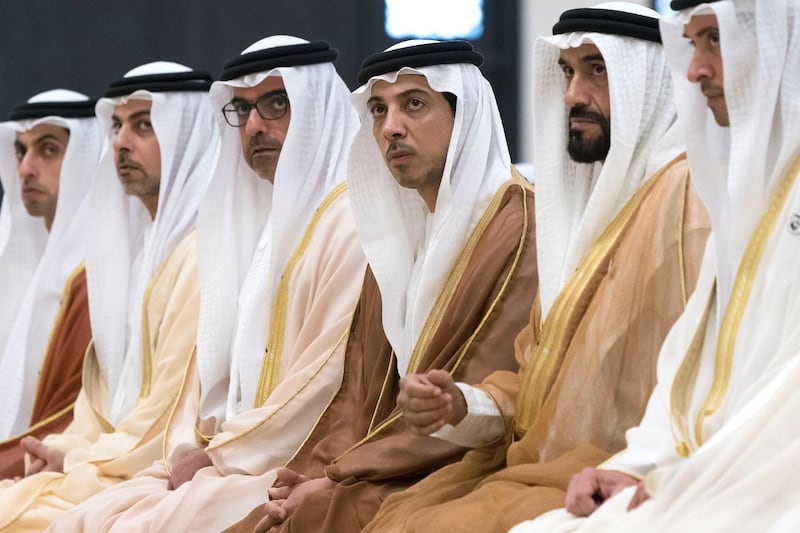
[
  {"x1": 268, "y1": 485, "x2": 292, "y2": 500},
  {"x1": 27, "y1": 458, "x2": 45, "y2": 476},
  {"x1": 400, "y1": 379, "x2": 442, "y2": 398},
  {"x1": 565, "y1": 470, "x2": 600, "y2": 517},
  {"x1": 404, "y1": 406, "x2": 452, "y2": 428},
  {"x1": 425, "y1": 369, "x2": 455, "y2": 390},
  {"x1": 274, "y1": 467, "x2": 301, "y2": 487},
  {"x1": 265, "y1": 500, "x2": 288, "y2": 521},
  {"x1": 403, "y1": 395, "x2": 450, "y2": 414},
  {"x1": 254, "y1": 514, "x2": 277, "y2": 533},
  {"x1": 627, "y1": 482, "x2": 650, "y2": 511},
  {"x1": 20, "y1": 436, "x2": 42, "y2": 456},
  {"x1": 408, "y1": 418, "x2": 449, "y2": 436}
]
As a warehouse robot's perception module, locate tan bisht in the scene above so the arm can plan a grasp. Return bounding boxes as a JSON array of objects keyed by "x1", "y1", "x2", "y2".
[
  {"x1": 0, "y1": 266, "x2": 91, "y2": 479},
  {"x1": 0, "y1": 63, "x2": 218, "y2": 530},
  {"x1": 366, "y1": 4, "x2": 712, "y2": 532},
  {"x1": 229, "y1": 172, "x2": 537, "y2": 532},
  {"x1": 367, "y1": 155, "x2": 709, "y2": 532}
]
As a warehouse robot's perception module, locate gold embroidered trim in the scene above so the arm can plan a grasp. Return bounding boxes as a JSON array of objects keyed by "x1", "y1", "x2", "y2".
[
  {"x1": 669, "y1": 283, "x2": 716, "y2": 457},
  {"x1": 0, "y1": 403, "x2": 75, "y2": 447},
  {"x1": 678, "y1": 170, "x2": 690, "y2": 307},
  {"x1": 693, "y1": 153, "x2": 800, "y2": 445},
  {"x1": 210, "y1": 328, "x2": 350, "y2": 453},
  {"x1": 283, "y1": 324, "x2": 355, "y2": 466},
  {"x1": 337, "y1": 173, "x2": 533, "y2": 456},
  {"x1": 407, "y1": 172, "x2": 531, "y2": 374},
  {"x1": 254, "y1": 182, "x2": 348, "y2": 407},
  {"x1": 514, "y1": 167, "x2": 664, "y2": 432},
  {"x1": 162, "y1": 344, "x2": 199, "y2": 476},
  {"x1": 138, "y1": 249, "x2": 176, "y2": 400},
  {"x1": 368, "y1": 352, "x2": 397, "y2": 435},
  {"x1": 29, "y1": 262, "x2": 86, "y2": 424},
  {"x1": 449, "y1": 174, "x2": 530, "y2": 374},
  {"x1": 82, "y1": 342, "x2": 116, "y2": 434}
]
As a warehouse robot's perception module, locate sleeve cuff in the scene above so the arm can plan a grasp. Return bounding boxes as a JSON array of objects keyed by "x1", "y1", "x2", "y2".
[{"x1": 431, "y1": 383, "x2": 504, "y2": 448}]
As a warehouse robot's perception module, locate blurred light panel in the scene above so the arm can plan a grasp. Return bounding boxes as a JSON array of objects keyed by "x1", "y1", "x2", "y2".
[
  {"x1": 654, "y1": 0, "x2": 677, "y2": 15},
  {"x1": 385, "y1": 0, "x2": 484, "y2": 40}
]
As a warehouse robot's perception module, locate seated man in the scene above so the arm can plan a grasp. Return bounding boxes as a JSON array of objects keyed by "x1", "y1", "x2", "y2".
[
  {"x1": 0, "y1": 90, "x2": 102, "y2": 479},
  {"x1": 229, "y1": 39, "x2": 539, "y2": 533},
  {"x1": 366, "y1": 4, "x2": 710, "y2": 532},
  {"x1": 0, "y1": 62, "x2": 219, "y2": 529},
  {"x1": 51, "y1": 36, "x2": 367, "y2": 532},
  {"x1": 511, "y1": 0, "x2": 800, "y2": 530}
]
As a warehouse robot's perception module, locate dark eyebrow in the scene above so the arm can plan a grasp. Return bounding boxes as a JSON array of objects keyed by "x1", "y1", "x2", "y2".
[
  {"x1": 579, "y1": 53, "x2": 605, "y2": 63},
  {"x1": 398, "y1": 88, "x2": 432, "y2": 99},
  {"x1": 128, "y1": 111, "x2": 151, "y2": 121},
  {"x1": 14, "y1": 140, "x2": 26, "y2": 152},
  {"x1": 32, "y1": 133, "x2": 67, "y2": 146},
  {"x1": 368, "y1": 87, "x2": 432, "y2": 104},
  {"x1": 558, "y1": 54, "x2": 604, "y2": 67},
  {"x1": 683, "y1": 26, "x2": 718, "y2": 40},
  {"x1": 111, "y1": 110, "x2": 151, "y2": 123},
  {"x1": 232, "y1": 89, "x2": 288, "y2": 103}
]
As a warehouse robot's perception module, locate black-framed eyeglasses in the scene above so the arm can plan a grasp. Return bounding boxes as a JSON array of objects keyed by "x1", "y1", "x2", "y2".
[{"x1": 221, "y1": 92, "x2": 290, "y2": 127}]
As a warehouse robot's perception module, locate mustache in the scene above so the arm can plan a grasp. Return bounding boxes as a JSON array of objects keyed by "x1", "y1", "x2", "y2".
[
  {"x1": 116, "y1": 151, "x2": 142, "y2": 170},
  {"x1": 22, "y1": 176, "x2": 43, "y2": 190},
  {"x1": 248, "y1": 133, "x2": 282, "y2": 152},
  {"x1": 386, "y1": 140, "x2": 416, "y2": 158},
  {"x1": 700, "y1": 82, "x2": 724, "y2": 98},
  {"x1": 569, "y1": 106, "x2": 607, "y2": 123}
]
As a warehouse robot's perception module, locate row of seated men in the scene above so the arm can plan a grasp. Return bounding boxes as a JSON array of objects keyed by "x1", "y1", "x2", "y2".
[{"x1": 0, "y1": 0, "x2": 795, "y2": 531}]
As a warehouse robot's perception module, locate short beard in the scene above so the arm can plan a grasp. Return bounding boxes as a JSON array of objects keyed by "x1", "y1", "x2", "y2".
[{"x1": 566, "y1": 107, "x2": 611, "y2": 163}]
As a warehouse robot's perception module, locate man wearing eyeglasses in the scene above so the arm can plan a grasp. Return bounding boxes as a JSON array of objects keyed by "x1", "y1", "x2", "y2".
[{"x1": 50, "y1": 35, "x2": 367, "y2": 532}]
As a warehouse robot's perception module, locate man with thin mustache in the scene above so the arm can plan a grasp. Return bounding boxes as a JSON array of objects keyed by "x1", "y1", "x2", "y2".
[
  {"x1": 227, "y1": 38, "x2": 539, "y2": 533},
  {"x1": 0, "y1": 90, "x2": 102, "y2": 479},
  {"x1": 0, "y1": 61, "x2": 219, "y2": 529}
]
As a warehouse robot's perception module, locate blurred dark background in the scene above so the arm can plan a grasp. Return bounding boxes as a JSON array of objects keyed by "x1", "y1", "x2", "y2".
[{"x1": 0, "y1": 0, "x2": 520, "y2": 158}]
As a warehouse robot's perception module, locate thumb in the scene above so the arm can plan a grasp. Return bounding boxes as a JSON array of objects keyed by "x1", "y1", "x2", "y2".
[
  {"x1": 20, "y1": 437, "x2": 43, "y2": 457},
  {"x1": 274, "y1": 467, "x2": 302, "y2": 487},
  {"x1": 425, "y1": 368, "x2": 454, "y2": 391}
]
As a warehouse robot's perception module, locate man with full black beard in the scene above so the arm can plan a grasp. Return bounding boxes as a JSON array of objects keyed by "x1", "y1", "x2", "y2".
[{"x1": 365, "y1": 4, "x2": 711, "y2": 532}]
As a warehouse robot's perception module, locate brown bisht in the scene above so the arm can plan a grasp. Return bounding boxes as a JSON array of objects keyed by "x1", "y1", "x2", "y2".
[
  {"x1": 364, "y1": 155, "x2": 711, "y2": 533},
  {"x1": 227, "y1": 174, "x2": 538, "y2": 532},
  {"x1": 0, "y1": 266, "x2": 91, "y2": 479}
]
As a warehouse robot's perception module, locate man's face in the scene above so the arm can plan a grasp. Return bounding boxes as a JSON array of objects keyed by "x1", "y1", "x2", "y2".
[
  {"x1": 111, "y1": 99, "x2": 162, "y2": 214},
  {"x1": 558, "y1": 44, "x2": 611, "y2": 163},
  {"x1": 231, "y1": 76, "x2": 291, "y2": 182},
  {"x1": 14, "y1": 123, "x2": 69, "y2": 229},
  {"x1": 684, "y1": 14, "x2": 728, "y2": 127},
  {"x1": 368, "y1": 74, "x2": 454, "y2": 199}
]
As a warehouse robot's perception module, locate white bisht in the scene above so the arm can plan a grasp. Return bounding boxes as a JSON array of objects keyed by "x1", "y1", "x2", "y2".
[
  {"x1": 0, "y1": 90, "x2": 103, "y2": 438},
  {"x1": 196, "y1": 35, "x2": 360, "y2": 428},
  {"x1": 86, "y1": 62, "x2": 219, "y2": 424},
  {"x1": 532, "y1": 2, "x2": 682, "y2": 319},
  {"x1": 349, "y1": 40, "x2": 511, "y2": 373}
]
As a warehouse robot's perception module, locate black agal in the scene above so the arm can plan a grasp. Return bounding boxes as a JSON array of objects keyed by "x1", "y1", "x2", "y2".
[
  {"x1": 357, "y1": 41, "x2": 483, "y2": 85},
  {"x1": 553, "y1": 8, "x2": 662, "y2": 43}
]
